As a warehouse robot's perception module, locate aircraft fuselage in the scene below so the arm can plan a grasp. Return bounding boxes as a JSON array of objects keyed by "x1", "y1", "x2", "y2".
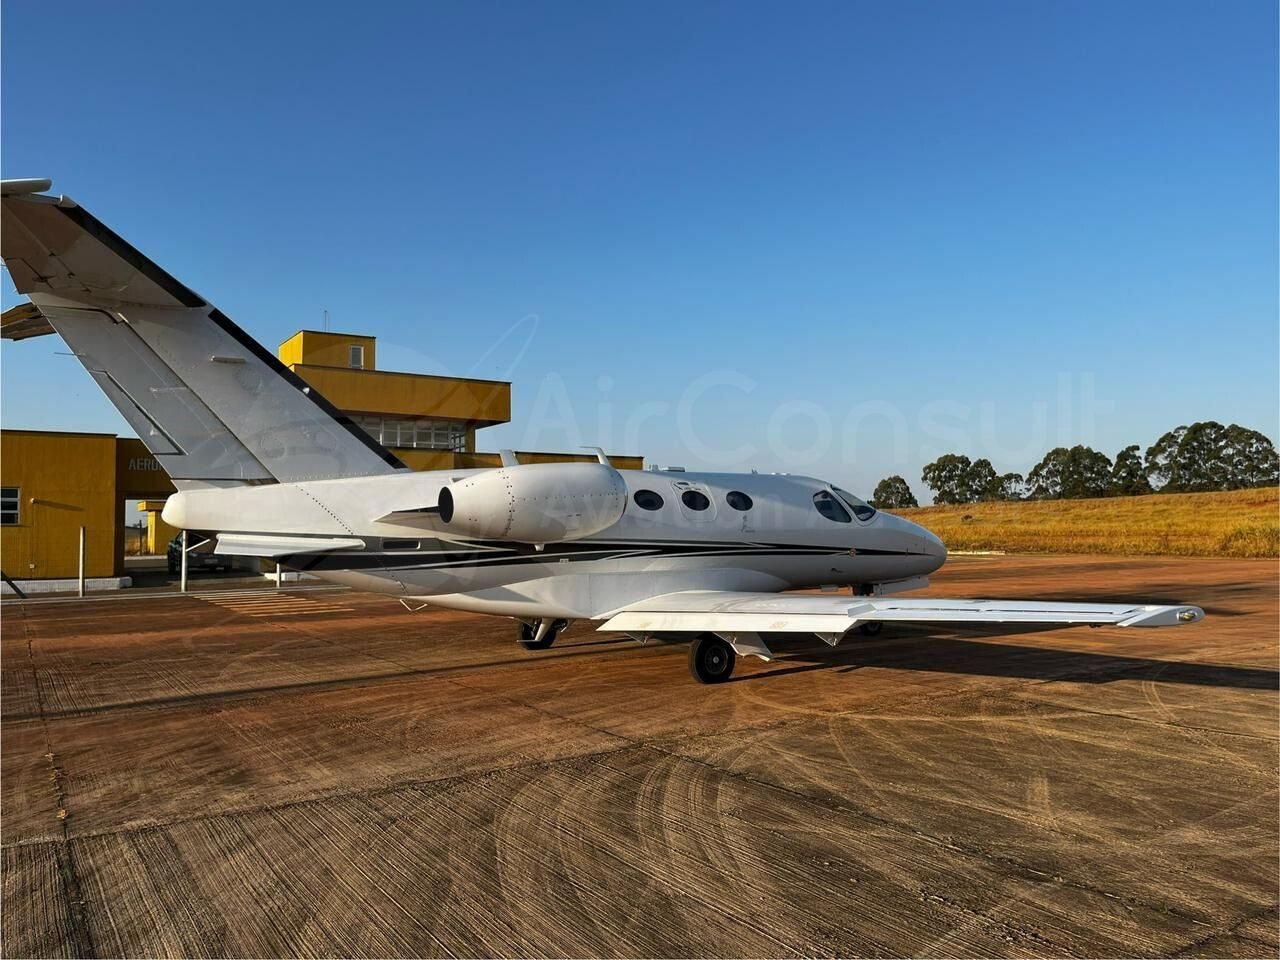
[{"x1": 164, "y1": 467, "x2": 946, "y2": 620}]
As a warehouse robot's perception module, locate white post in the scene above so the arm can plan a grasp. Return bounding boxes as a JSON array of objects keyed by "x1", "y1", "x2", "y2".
[
  {"x1": 275, "y1": 562, "x2": 282, "y2": 589},
  {"x1": 179, "y1": 529, "x2": 188, "y2": 593},
  {"x1": 77, "y1": 526, "x2": 85, "y2": 598}
]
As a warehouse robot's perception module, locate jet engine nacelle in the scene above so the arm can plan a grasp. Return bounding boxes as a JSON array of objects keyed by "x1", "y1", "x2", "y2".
[{"x1": 438, "y1": 462, "x2": 628, "y2": 543}]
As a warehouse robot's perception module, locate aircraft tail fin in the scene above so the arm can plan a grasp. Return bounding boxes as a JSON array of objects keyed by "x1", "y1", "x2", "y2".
[{"x1": 0, "y1": 180, "x2": 406, "y2": 487}]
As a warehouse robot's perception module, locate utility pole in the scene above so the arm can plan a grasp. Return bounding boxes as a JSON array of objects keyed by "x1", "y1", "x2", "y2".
[{"x1": 77, "y1": 526, "x2": 85, "y2": 598}]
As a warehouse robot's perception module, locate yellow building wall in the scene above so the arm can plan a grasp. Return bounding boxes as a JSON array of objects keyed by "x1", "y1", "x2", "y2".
[
  {"x1": 386, "y1": 449, "x2": 459, "y2": 472},
  {"x1": 1, "y1": 431, "x2": 120, "y2": 579},
  {"x1": 138, "y1": 500, "x2": 179, "y2": 555},
  {"x1": 292, "y1": 364, "x2": 512, "y2": 426},
  {"x1": 115, "y1": 439, "x2": 177, "y2": 498},
  {"x1": 279, "y1": 330, "x2": 377, "y2": 370}
]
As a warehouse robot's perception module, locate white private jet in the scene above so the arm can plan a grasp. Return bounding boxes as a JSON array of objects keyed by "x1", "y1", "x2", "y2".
[{"x1": 0, "y1": 180, "x2": 1204, "y2": 682}]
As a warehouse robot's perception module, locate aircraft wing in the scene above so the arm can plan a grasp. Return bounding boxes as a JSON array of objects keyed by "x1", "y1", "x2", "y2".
[{"x1": 598, "y1": 590, "x2": 1205, "y2": 641}]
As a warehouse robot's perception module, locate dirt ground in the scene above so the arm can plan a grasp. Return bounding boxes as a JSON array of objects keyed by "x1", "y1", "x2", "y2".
[{"x1": 2, "y1": 555, "x2": 1277, "y2": 958}]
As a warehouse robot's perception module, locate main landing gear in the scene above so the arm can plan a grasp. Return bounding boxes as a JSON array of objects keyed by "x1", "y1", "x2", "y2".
[
  {"x1": 688, "y1": 633, "x2": 736, "y2": 684},
  {"x1": 518, "y1": 618, "x2": 569, "y2": 650}
]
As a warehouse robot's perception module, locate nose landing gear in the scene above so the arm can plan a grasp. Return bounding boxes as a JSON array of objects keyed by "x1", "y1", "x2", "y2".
[{"x1": 518, "y1": 618, "x2": 569, "y2": 650}]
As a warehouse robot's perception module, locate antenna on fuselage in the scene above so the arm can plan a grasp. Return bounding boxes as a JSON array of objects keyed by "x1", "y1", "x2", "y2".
[
  {"x1": 498, "y1": 449, "x2": 519, "y2": 467},
  {"x1": 582, "y1": 446, "x2": 612, "y2": 466}
]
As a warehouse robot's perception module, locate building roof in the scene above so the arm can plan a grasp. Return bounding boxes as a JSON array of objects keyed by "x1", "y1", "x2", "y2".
[{"x1": 0, "y1": 302, "x2": 55, "y2": 341}]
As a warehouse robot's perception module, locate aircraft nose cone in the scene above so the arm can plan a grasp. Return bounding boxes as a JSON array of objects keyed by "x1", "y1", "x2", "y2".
[
  {"x1": 900, "y1": 518, "x2": 946, "y2": 569},
  {"x1": 922, "y1": 526, "x2": 946, "y2": 560},
  {"x1": 881, "y1": 514, "x2": 947, "y2": 567}
]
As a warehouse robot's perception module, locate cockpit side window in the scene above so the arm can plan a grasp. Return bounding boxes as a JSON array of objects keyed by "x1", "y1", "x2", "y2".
[
  {"x1": 833, "y1": 486, "x2": 877, "y2": 521},
  {"x1": 812, "y1": 490, "x2": 852, "y2": 523}
]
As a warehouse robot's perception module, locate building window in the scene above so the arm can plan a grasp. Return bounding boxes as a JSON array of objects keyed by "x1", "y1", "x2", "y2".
[
  {"x1": 351, "y1": 416, "x2": 466, "y2": 452},
  {"x1": 349, "y1": 345, "x2": 365, "y2": 369},
  {"x1": 1, "y1": 487, "x2": 18, "y2": 526}
]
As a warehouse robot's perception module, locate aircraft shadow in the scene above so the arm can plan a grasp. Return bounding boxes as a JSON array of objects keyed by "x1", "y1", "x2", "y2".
[{"x1": 749, "y1": 629, "x2": 1279, "y2": 691}]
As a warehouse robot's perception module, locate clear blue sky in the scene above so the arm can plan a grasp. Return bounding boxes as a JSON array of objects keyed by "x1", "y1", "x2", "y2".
[{"x1": 3, "y1": 0, "x2": 1276, "y2": 499}]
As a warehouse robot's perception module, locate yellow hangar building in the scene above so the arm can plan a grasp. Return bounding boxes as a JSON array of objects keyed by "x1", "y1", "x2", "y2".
[{"x1": 1, "y1": 322, "x2": 639, "y2": 588}]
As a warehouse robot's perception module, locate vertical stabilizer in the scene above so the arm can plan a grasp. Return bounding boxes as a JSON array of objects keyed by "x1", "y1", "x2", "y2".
[{"x1": 1, "y1": 181, "x2": 406, "y2": 485}]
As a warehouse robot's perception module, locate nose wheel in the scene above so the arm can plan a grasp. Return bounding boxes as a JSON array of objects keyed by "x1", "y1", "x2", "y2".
[
  {"x1": 519, "y1": 618, "x2": 568, "y2": 650},
  {"x1": 688, "y1": 634, "x2": 736, "y2": 684}
]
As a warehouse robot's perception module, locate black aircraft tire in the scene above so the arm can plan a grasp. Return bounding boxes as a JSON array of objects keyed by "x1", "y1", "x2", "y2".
[
  {"x1": 859, "y1": 621, "x2": 883, "y2": 636},
  {"x1": 519, "y1": 619, "x2": 568, "y2": 651},
  {"x1": 688, "y1": 634, "x2": 736, "y2": 684}
]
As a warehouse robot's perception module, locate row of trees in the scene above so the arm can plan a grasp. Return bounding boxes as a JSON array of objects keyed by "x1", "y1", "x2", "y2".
[{"x1": 869, "y1": 421, "x2": 1278, "y2": 508}]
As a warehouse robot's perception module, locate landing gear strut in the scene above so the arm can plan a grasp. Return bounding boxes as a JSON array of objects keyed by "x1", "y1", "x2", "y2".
[
  {"x1": 518, "y1": 618, "x2": 568, "y2": 650},
  {"x1": 688, "y1": 634, "x2": 736, "y2": 684}
]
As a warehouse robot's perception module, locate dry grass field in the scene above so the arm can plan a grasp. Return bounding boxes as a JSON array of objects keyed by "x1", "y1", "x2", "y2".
[{"x1": 898, "y1": 486, "x2": 1279, "y2": 558}]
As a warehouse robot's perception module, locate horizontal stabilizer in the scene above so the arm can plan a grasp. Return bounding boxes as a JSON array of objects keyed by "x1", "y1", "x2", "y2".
[
  {"x1": 1, "y1": 179, "x2": 54, "y2": 197},
  {"x1": 215, "y1": 533, "x2": 365, "y2": 558},
  {"x1": 373, "y1": 506, "x2": 442, "y2": 529}
]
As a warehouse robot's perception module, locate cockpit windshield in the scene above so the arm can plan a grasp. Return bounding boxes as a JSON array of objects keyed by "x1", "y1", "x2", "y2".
[{"x1": 833, "y1": 487, "x2": 877, "y2": 521}]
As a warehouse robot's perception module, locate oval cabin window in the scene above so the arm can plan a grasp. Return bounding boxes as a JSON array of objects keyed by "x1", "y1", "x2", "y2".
[
  {"x1": 633, "y1": 489, "x2": 665, "y2": 511},
  {"x1": 725, "y1": 491, "x2": 753, "y2": 511},
  {"x1": 681, "y1": 490, "x2": 711, "y2": 511}
]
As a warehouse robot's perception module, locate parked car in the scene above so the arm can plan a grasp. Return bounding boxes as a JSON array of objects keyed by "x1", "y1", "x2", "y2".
[{"x1": 167, "y1": 533, "x2": 232, "y2": 574}]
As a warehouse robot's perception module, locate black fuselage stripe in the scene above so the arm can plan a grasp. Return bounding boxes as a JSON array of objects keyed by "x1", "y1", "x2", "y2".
[{"x1": 279, "y1": 545, "x2": 910, "y2": 572}]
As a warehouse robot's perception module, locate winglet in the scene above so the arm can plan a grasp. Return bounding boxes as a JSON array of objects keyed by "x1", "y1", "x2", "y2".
[
  {"x1": 1116, "y1": 605, "x2": 1205, "y2": 627},
  {"x1": 499, "y1": 449, "x2": 519, "y2": 467}
]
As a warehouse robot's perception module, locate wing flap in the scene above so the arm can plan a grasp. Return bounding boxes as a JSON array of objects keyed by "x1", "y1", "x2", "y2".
[{"x1": 597, "y1": 590, "x2": 1204, "y2": 636}]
